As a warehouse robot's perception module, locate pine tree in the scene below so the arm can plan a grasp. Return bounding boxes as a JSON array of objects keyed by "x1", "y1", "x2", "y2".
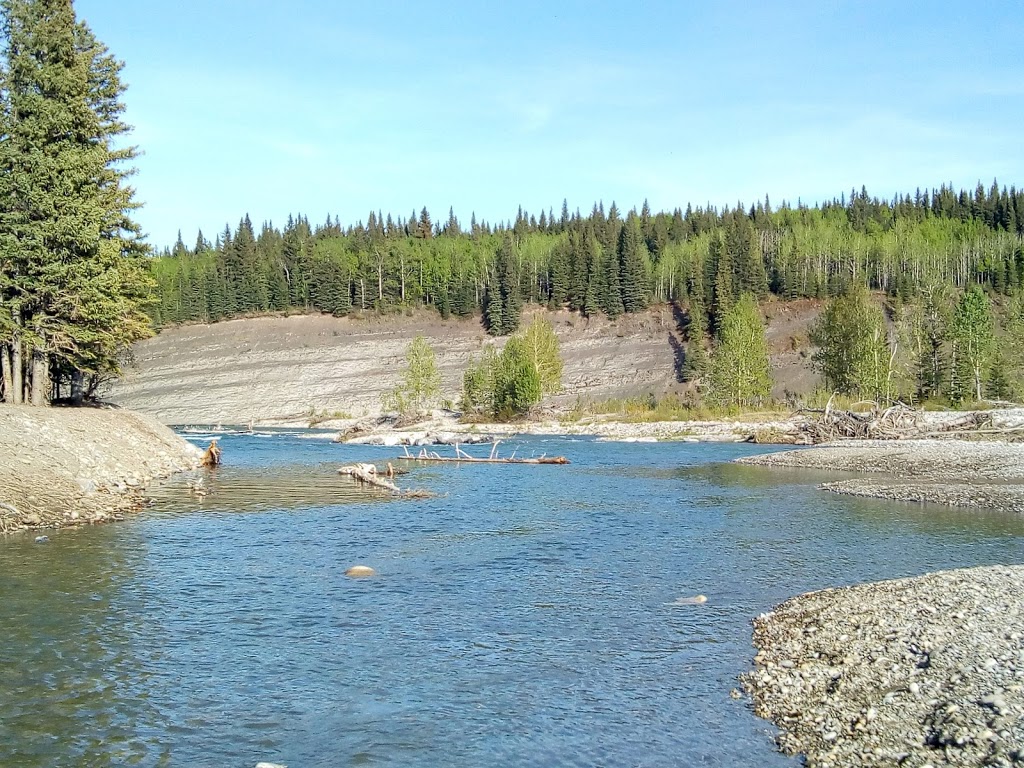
[
  {"x1": 484, "y1": 274, "x2": 504, "y2": 335},
  {"x1": 710, "y1": 233, "x2": 733, "y2": 333},
  {"x1": 0, "y1": 0, "x2": 152, "y2": 404},
  {"x1": 618, "y1": 214, "x2": 649, "y2": 312},
  {"x1": 600, "y1": 244, "x2": 624, "y2": 317}
]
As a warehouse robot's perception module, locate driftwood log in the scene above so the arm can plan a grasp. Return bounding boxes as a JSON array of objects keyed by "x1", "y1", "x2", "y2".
[
  {"x1": 338, "y1": 463, "x2": 401, "y2": 492},
  {"x1": 399, "y1": 441, "x2": 570, "y2": 465},
  {"x1": 793, "y1": 397, "x2": 1019, "y2": 444},
  {"x1": 338, "y1": 463, "x2": 435, "y2": 498}
]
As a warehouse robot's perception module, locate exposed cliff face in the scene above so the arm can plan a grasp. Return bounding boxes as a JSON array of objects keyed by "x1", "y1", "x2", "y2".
[{"x1": 106, "y1": 303, "x2": 821, "y2": 425}]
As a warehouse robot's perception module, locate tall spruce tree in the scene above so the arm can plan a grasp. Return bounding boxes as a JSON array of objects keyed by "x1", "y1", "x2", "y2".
[
  {"x1": 0, "y1": 0, "x2": 151, "y2": 405},
  {"x1": 618, "y1": 213, "x2": 648, "y2": 312}
]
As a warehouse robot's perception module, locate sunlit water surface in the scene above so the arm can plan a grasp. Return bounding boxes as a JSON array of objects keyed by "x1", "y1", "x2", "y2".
[{"x1": 3, "y1": 432, "x2": 1024, "y2": 767}]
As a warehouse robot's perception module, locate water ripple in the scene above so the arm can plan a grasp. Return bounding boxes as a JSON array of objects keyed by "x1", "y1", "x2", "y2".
[{"x1": 2, "y1": 433, "x2": 1024, "y2": 766}]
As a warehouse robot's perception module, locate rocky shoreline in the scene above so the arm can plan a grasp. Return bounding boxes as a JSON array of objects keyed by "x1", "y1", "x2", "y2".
[
  {"x1": 737, "y1": 437, "x2": 1024, "y2": 766},
  {"x1": 0, "y1": 405, "x2": 203, "y2": 532},
  {"x1": 743, "y1": 565, "x2": 1024, "y2": 767},
  {"x1": 738, "y1": 439, "x2": 1024, "y2": 513}
]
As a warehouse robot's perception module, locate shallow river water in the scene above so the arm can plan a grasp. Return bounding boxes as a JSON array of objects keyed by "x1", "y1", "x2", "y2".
[{"x1": 3, "y1": 432, "x2": 1024, "y2": 767}]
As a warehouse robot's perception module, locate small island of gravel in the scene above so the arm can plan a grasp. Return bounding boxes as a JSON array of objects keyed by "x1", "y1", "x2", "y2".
[
  {"x1": 0, "y1": 406, "x2": 203, "y2": 532},
  {"x1": 737, "y1": 439, "x2": 1024, "y2": 513}
]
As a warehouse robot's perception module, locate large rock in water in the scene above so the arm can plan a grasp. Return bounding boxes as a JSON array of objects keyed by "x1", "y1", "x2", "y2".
[{"x1": 0, "y1": 405, "x2": 202, "y2": 531}]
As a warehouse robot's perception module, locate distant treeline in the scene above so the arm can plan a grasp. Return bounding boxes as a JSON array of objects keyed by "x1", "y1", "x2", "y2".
[{"x1": 150, "y1": 181, "x2": 1024, "y2": 337}]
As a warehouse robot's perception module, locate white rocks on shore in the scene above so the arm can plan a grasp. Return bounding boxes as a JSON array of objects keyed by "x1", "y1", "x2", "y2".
[{"x1": 0, "y1": 406, "x2": 203, "y2": 532}]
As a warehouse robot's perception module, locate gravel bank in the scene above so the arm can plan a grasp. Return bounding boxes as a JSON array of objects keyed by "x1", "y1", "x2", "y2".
[
  {"x1": 737, "y1": 440, "x2": 1024, "y2": 511},
  {"x1": 743, "y1": 565, "x2": 1024, "y2": 767},
  {"x1": 0, "y1": 405, "x2": 203, "y2": 532}
]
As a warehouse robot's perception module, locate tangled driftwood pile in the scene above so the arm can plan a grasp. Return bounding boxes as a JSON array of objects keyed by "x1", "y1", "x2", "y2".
[
  {"x1": 800, "y1": 401, "x2": 922, "y2": 442},
  {"x1": 793, "y1": 397, "x2": 1016, "y2": 444}
]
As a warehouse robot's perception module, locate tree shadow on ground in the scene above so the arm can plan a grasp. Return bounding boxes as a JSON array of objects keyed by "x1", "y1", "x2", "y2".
[{"x1": 668, "y1": 302, "x2": 692, "y2": 384}]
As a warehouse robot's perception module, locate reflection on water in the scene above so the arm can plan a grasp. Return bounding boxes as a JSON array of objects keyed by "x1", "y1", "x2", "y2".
[
  {"x1": 147, "y1": 462, "x2": 393, "y2": 514},
  {"x1": 1, "y1": 433, "x2": 1023, "y2": 767}
]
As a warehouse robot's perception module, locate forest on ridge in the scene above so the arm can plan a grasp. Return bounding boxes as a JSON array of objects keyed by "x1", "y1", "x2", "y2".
[{"x1": 149, "y1": 182, "x2": 1024, "y2": 407}]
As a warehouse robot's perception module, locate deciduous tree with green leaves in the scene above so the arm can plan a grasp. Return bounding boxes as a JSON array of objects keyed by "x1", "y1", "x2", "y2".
[
  {"x1": 383, "y1": 335, "x2": 441, "y2": 415},
  {"x1": 518, "y1": 316, "x2": 562, "y2": 395},
  {"x1": 811, "y1": 288, "x2": 893, "y2": 402},
  {"x1": 460, "y1": 318, "x2": 563, "y2": 420},
  {"x1": 707, "y1": 293, "x2": 772, "y2": 407},
  {"x1": 949, "y1": 285, "x2": 994, "y2": 403}
]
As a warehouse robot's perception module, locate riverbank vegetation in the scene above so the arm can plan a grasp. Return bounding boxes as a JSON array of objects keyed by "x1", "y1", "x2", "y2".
[
  {"x1": 462, "y1": 317, "x2": 562, "y2": 420},
  {"x1": 0, "y1": 0, "x2": 152, "y2": 406}
]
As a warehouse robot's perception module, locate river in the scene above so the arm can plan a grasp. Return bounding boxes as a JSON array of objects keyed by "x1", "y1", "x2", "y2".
[{"x1": 3, "y1": 432, "x2": 1024, "y2": 767}]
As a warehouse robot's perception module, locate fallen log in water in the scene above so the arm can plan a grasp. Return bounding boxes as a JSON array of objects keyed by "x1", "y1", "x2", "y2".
[
  {"x1": 337, "y1": 463, "x2": 436, "y2": 497},
  {"x1": 398, "y1": 441, "x2": 570, "y2": 465},
  {"x1": 338, "y1": 463, "x2": 400, "y2": 492}
]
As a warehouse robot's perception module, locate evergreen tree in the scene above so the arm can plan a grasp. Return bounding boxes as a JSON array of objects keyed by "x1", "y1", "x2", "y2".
[
  {"x1": 618, "y1": 214, "x2": 649, "y2": 312},
  {"x1": 600, "y1": 244, "x2": 624, "y2": 317},
  {"x1": 492, "y1": 336, "x2": 542, "y2": 418},
  {"x1": 484, "y1": 273, "x2": 503, "y2": 335},
  {"x1": 0, "y1": 0, "x2": 152, "y2": 404},
  {"x1": 710, "y1": 233, "x2": 733, "y2": 332}
]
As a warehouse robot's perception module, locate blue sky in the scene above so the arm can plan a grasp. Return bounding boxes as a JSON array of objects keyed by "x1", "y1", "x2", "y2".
[{"x1": 75, "y1": 0, "x2": 1024, "y2": 248}]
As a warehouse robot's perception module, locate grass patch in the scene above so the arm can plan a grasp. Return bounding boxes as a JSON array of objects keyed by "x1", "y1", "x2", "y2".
[
  {"x1": 307, "y1": 408, "x2": 353, "y2": 427},
  {"x1": 566, "y1": 394, "x2": 790, "y2": 423}
]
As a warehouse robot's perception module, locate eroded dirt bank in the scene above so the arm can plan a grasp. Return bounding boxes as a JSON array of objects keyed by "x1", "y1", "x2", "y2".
[
  {"x1": 105, "y1": 303, "x2": 822, "y2": 425},
  {"x1": 0, "y1": 406, "x2": 202, "y2": 532},
  {"x1": 744, "y1": 565, "x2": 1024, "y2": 767}
]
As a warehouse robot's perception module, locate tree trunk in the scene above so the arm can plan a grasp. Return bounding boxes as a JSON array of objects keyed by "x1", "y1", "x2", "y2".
[
  {"x1": 70, "y1": 368, "x2": 86, "y2": 405},
  {"x1": 1, "y1": 344, "x2": 13, "y2": 403},
  {"x1": 11, "y1": 321, "x2": 23, "y2": 405},
  {"x1": 30, "y1": 346, "x2": 48, "y2": 406}
]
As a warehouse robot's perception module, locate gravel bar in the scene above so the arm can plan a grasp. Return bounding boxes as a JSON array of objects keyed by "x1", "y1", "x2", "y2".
[
  {"x1": 737, "y1": 440, "x2": 1024, "y2": 512},
  {"x1": 743, "y1": 565, "x2": 1024, "y2": 767}
]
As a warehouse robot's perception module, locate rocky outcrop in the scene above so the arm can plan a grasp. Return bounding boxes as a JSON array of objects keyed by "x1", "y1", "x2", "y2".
[{"x1": 0, "y1": 405, "x2": 202, "y2": 531}]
